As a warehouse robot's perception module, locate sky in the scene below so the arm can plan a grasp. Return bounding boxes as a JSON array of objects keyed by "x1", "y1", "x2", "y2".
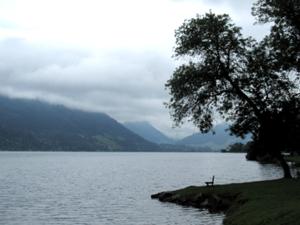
[{"x1": 0, "y1": 0, "x2": 270, "y2": 138}]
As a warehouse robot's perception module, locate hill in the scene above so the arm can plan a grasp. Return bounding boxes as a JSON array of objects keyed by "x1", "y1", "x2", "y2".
[
  {"x1": 123, "y1": 121, "x2": 174, "y2": 144},
  {"x1": 0, "y1": 96, "x2": 158, "y2": 151},
  {"x1": 123, "y1": 121, "x2": 213, "y2": 152},
  {"x1": 177, "y1": 123, "x2": 250, "y2": 150}
]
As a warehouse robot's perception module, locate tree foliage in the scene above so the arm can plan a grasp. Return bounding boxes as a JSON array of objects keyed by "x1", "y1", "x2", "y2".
[
  {"x1": 252, "y1": 0, "x2": 300, "y2": 71},
  {"x1": 168, "y1": 13, "x2": 255, "y2": 133},
  {"x1": 223, "y1": 142, "x2": 251, "y2": 153},
  {"x1": 166, "y1": 2, "x2": 300, "y2": 178},
  {"x1": 252, "y1": 0, "x2": 300, "y2": 29}
]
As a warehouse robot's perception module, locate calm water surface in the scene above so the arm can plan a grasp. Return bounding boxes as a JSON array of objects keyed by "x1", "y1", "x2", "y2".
[{"x1": 0, "y1": 152, "x2": 282, "y2": 225}]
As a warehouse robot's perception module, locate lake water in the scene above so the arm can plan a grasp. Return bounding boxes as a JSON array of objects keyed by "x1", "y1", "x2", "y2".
[{"x1": 0, "y1": 152, "x2": 283, "y2": 225}]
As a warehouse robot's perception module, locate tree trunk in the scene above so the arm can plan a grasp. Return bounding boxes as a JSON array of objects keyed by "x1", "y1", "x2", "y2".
[
  {"x1": 258, "y1": 116, "x2": 293, "y2": 179},
  {"x1": 275, "y1": 153, "x2": 292, "y2": 178}
]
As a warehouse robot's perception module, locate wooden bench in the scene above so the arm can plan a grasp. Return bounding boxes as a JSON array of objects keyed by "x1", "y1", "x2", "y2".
[{"x1": 205, "y1": 176, "x2": 214, "y2": 187}]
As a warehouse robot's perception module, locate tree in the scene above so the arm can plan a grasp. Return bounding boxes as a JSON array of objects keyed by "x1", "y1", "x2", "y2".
[
  {"x1": 252, "y1": 0, "x2": 300, "y2": 71},
  {"x1": 166, "y1": 11, "x2": 300, "y2": 178},
  {"x1": 225, "y1": 142, "x2": 248, "y2": 153},
  {"x1": 251, "y1": 0, "x2": 300, "y2": 157}
]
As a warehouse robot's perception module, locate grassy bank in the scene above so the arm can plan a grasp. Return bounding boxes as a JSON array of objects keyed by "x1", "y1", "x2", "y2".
[
  {"x1": 286, "y1": 156, "x2": 300, "y2": 167},
  {"x1": 152, "y1": 179, "x2": 300, "y2": 225}
]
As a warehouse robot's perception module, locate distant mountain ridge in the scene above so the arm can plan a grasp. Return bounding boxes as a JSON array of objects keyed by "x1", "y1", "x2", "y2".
[
  {"x1": 177, "y1": 123, "x2": 250, "y2": 150},
  {"x1": 0, "y1": 96, "x2": 249, "y2": 152},
  {"x1": 123, "y1": 121, "x2": 174, "y2": 144},
  {"x1": 123, "y1": 121, "x2": 249, "y2": 151},
  {"x1": 0, "y1": 96, "x2": 158, "y2": 151}
]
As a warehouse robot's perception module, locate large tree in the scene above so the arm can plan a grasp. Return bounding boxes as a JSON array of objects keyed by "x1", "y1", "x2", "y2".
[
  {"x1": 252, "y1": 0, "x2": 300, "y2": 72},
  {"x1": 166, "y1": 10, "x2": 300, "y2": 178}
]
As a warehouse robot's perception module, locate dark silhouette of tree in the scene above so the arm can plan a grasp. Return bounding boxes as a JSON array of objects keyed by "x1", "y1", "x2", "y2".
[
  {"x1": 225, "y1": 142, "x2": 248, "y2": 153},
  {"x1": 252, "y1": 0, "x2": 300, "y2": 71},
  {"x1": 251, "y1": 0, "x2": 300, "y2": 159},
  {"x1": 166, "y1": 8, "x2": 300, "y2": 178}
]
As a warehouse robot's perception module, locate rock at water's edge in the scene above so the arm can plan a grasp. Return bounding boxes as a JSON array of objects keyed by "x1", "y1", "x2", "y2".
[{"x1": 151, "y1": 190, "x2": 235, "y2": 213}]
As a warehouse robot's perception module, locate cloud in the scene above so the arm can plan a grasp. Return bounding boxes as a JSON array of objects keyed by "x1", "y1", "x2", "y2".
[
  {"x1": 173, "y1": 0, "x2": 252, "y2": 11},
  {"x1": 0, "y1": 38, "x2": 184, "y2": 136},
  {"x1": 0, "y1": 0, "x2": 271, "y2": 139}
]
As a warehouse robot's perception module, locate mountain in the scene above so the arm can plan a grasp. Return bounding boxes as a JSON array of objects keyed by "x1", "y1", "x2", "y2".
[
  {"x1": 177, "y1": 123, "x2": 250, "y2": 150},
  {"x1": 0, "y1": 96, "x2": 158, "y2": 151},
  {"x1": 123, "y1": 121, "x2": 174, "y2": 144}
]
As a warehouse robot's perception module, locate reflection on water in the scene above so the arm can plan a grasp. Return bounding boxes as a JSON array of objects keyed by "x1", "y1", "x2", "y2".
[{"x1": 0, "y1": 152, "x2": 282, "y2": 225}]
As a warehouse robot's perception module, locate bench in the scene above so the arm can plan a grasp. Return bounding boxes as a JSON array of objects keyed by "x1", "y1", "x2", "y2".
[{"x1": 205, "y1": 176, "x2": 214, "y2": 187}]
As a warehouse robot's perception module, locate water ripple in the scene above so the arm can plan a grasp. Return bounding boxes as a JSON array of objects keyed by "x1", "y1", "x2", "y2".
[{"x1": 0, "y1": 152, "x2": 282, "y2": 225}]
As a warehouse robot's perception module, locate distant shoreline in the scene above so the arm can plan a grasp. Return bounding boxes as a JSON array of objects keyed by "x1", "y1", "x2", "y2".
[{"x1": 0, "y1": 150, "x2": 222, "y2": 153}]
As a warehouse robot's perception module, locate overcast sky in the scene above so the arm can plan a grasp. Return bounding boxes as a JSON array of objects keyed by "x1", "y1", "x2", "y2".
[{"x1": 0, "y1": 0, "x2": 270, "y2": 138}]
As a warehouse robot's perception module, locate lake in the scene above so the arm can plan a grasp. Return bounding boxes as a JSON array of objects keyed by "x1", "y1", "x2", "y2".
[{"x1": 0, "y1": 152, "x2": 282, "y2": 225}]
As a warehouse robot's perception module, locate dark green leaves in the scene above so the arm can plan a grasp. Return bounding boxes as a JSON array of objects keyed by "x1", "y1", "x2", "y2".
[
  {"x1": 252, "y1": 0, "x2": 300, "y2": 72},
  {"x1": 167, "y1": 13, "x2": 256, "y2": 133},
  {"x1": 166, "y1": 9, "x2": 299, "y2": 140},
  {"x1": 166, "y1": 2, "x2": 300, "y2": 178}
]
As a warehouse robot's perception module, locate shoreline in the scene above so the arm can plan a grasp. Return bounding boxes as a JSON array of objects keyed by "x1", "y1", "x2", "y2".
[{"x1": 151, "y1": 179, "x2": 300, "y2": 225}]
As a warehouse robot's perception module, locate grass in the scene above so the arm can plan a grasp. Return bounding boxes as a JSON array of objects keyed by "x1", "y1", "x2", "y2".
[
  {"x1": 161, "y1": 179, "x2": 300, "y2": 225},
  {"x1": 286, "y1": 156, "x2": 300, "y2": 167}
]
